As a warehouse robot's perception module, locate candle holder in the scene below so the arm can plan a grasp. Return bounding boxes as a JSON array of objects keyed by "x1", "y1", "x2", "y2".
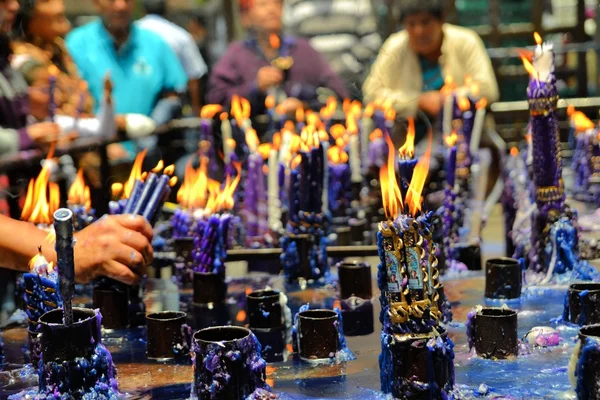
[
  {"x1": 335, "y1": 226, "x2": 351, "y2": 246},
  {"x1": 172, "y1": 237, "x2": 195, "y2": 263},
  {"x1": 93, "y1": 285, "x2": 129, "y2": 330},
  {"x1": 146, "y1": 311, "x2": 191, "y2": 360},
  {"x1": 296, "y1": 309, "x2": 339, "y2": 361},
  {"x1": 340, "y1": 297, "x2": 374, "y2": 336},
  {"x1": 349, "y1": 217, "x2": 368, "y2": 244},
  {"x1": 281, "y1": 233, "x2": 312, "y2": 282},
  {"x1": 485, "y1": 258, "x2": 522, "y2": 299},
  {"x1": 192, "y1": 326, "x2": 270, "y2": 400},
  {"x1": 38, "y1": 308, "x2": 119, "y2": 398},
  {"x1": 565, "y1": 283, "x2": 600, "y2": 325},
  {"x1": 381, "y1": 329, "x2": 453, "y2": 398},
  {"x1": 193, "y1": 271, "x2": 227, "y2": 305},
  {"x1": 247, "y1": 289, "x2": 287, "y2": 362},
  {"x1": 337, "y1": 261, "x2": 372, "y2": 300},
  {"x1": 469, "y1": 307, "x2": 518, "y2": 359},
  {"x1": 454, "y1": 243, "x2": 482, "y2": 271},
  {"x1": 570, "y1": 324, "x2": 600, "y2": 399}
]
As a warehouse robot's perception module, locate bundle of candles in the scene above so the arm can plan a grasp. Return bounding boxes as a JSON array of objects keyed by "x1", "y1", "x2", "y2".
[
  {"x1": 376, "y1": 129, "x2": 454, "y2": 398},
  {"x1": 510, "y1": 33, "x2": 600, "y2": 283},
  {"x1": 568, "y1": 106, "x2": 600, "y2": 202},
  {"x1": 110, "y1": 156, "x2": 177, "y2": 223}
]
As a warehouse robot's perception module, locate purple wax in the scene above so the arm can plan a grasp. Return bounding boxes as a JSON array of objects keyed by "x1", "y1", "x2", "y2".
[{"x1": 447, "y1": 147, "x2": 457, "y2": 187}]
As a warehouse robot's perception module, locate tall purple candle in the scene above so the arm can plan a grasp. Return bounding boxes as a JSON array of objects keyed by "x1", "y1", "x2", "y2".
[{"x1": 447, "y1": 147, "x2": 457, "y2": 188}]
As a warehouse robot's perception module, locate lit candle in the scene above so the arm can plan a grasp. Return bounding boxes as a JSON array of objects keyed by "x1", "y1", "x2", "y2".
[
  {"x1": 220, "y1": 113, "x2": 233, "y2": 164},
  {"x1": 445, "y1": 131, "x2": 458, "y2": 188},
  {"x1": 24, "y1": 248, "x2": 61, "y2": 332}
]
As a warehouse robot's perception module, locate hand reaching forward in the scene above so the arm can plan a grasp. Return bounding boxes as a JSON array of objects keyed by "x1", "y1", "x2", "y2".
[{"x1": 73, "y1": 215, "x2": 153, "y2": 285}]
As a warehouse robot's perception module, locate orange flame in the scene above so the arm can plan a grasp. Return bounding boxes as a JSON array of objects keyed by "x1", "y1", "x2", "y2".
[
  {"x1": 200, "y1": 104, "x2": 223, "y2": 119},
  {"x1": 370, "y1": 128, "x2": 383, "y2": 141},
  {"x1": 364, "y1": 103, "x2": 375, "y2": 118},
  {"x1": 246, "y1": 128, "x2": 260, "y2": 152},
  {"x1": 164, "y1": 164, "x2": 175, "y2": 176},
  {"x1": 445, "y1": 131, "x2": 458, "y2": 147},
  {"x1": 291, "y1": 154, "x2": 302, "y2": 170},
  {"x1": 111, "y1": 183, "x2": 123, "y2": 198},
  {"x1": 470, "y1": 82, "x2": 480, "y2": 97},
  {"x1": 568, "y1": 106, "x2": 596, "y2": 132},
  {"x1": 151, "y1": 160, "x2": 164, "y2": 174},
  {"x1": 270, "y1": 34, "x2": 280, "y2": 49},
  {"x1": 380, "y1": 135, "x2": 402, "y2": 220},
  {"x1": 405, "y1": 131, "x2": 431, "y2": 216},
  {"x1": 327, "y1": 146, "x2": 348, "y2": 164},
  {"x1": 458, "y1": 97, "x2": 470, "y2": 112},
  {"x1": 398, "y1": 118, "x2": 415, "y2": 158},
  {"x1": 346, "y1": 114, "x2": 358, "y2": 134},
  {"x1": 385, "y1": 108, "x2": 396, "y2": 121},
  {"x1": 68, "y1": 169, "x2": 91, "y2": 210},
  {"x1": 123, "y1": 149, "x2": 147, "y2": 199},
  {"x1": 28, "y1": 248, "x2": 54, "y2": 274},
  {"x1": 296, "y1": 107, "x2": 305, "y2": 122},
  {"x1": 241, "y1": 98, "x2": 251, "y2": 120},
  {"x1": 510, "y1": 147, "x2": 519, "y2": 157},
  {"x1": 441, "y1": 75, "x2": 456, "y2": 94},
  {"x1": 169, "y1": 176, "x2": 178, "y2": 187},
  {"x1": 476, "y1": 98, "x2": 488, "y2": 110},
  {"x1": 258, "y1": 143, "x2": 272, "y2": 159},
  {"x1": 220, "y1": 112, "x2": 229, "y2": 121},
  {"x1": 230, "y1": 95, "x2": 244, "y2": 126},
  {"x1": 21, "y1": 145, "x2": 60, "y2": 225},
  {"x1": 272, "y1": 132, "x2": 281, "y2": 150},
  {"x1": 265, "y1": 96, "x2": 275, "y2": 110},
  {"x1": 330, "y1": 124, "x2": 346, "y2": 140},
  {"x1": 520, "y1": 53, "x2": 537, "y2": 78},
  {"x1": 534, "y1": 32, "x2": 542, "y2": 46},
  {"x1": 48, "y1": 65, "x2": 59, "y2": 77}
]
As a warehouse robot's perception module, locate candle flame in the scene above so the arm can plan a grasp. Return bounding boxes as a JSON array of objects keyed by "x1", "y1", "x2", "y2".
[
  {"x1": 200, "y1": 104, "x2": 223, "y2": 119},
  {"x1": 258, "y1": 143, "x2": 272, "y2": 159},
  {"x1": 68, "y1": 169, "x2": 91, "y2": 210},
  {"x1": 230, "y1": 95, "x2": 244, "y2": 126},
  {"x1": 272, "y1": 132, "x2": 281, "y2": 150},
  {"x1": 220, "y1": 112, "x2": 228, "y2": 121},
  {"x1": 296, "y1": 107, "x2": 305, "y2": 122},
  {"x1": 306, "y1": 111, "x2": 322, "y2": 129},
  {"x1": 470, "y1": 83, "x2": 480, "y2": 97},
  {"x1": 327, "y1": 146, "x2": 348, "y2": 164},
  {"x1": 476, "y1": 98, "x2": 488, "y2": 110},
  {"x1": 28, "y1": 248, "x2": 55, "y2": 274},
  {"x1": 405, "y1": 130, "x2": 431, "y2": 216},
  {"x1": 111, "y1": 183, "x2": 123, "y2": 198},
  {"x1": 441, "y1": 75, "x2": 456, "y2": 94},
  {"x1": 398, "y1": 117, "x2": 415, "y2": 159},
  {"x1": 346, "y1": 114, "x2": 358, "y2": 134},
  {"x1": 291, "y1": 154, "x2": 302, "y2": 170},
  {"x1": 151, "y1": 160, "x2": 164, "y2": 173},
  {"x1": 330, "y1": 124, "x2": 346, "y2": 140},
  {"x1": 123, "y1": 149, "x2": 147, "y2": 199},
  {"x1": 265, "y1": 96, "x2": 275, "y2": 109},
  {"x1": 458, "y1": 96, "x2": 471, "y2": 112},
  {"x1": 270, "y1": 34, "x2": 280, "y2": 49},
  {"x1": 241, "y1": 97, "x2": 251, "y2": 120},
  {"x1": 534, "y1": 32, "x2": 542, "y2": 45},
  {"x1": 48, "y1": 65, "x2": 59, "y2": 77},
  {"x1": 364, "y1": 103, "x2": 375, "y2": 118},
  {"x1": 380, "y1": 134, "x2": 403, "y2": 220},
  {"x1": 384, "y1": 107, "x2": 396, "y2": 121},
  {"x1": 510, "y1": 147, "x2": 519, "y2": 157},
  {"x1": 445, "y1": 131, "x2": 458, "y2": 147},
  {"x1": 246, "y1": 128, "x2": 260, "y2": 152},
  {"x1": 320, "y1": 96, "x2": 337, "y2": 119},
  {"x1": 164, "y1": 164, "x2": 175, "y2": 176},
  {"x1": 370, "y1": 128, "x2": 383, "y2": 141},
  {"x1": 283, "y1": 120, "x2": 295, "y2": 133},
  {"x1": 21, "y1": 144, "x2": 60, "y2": 224},
  {"x1": 169, "y1": 176, "x2": 178, "y2": 187},
  {"x1": 568, "y1": 106, "x2": 596, "y2": 132},
  {"x1": 520, "y1": 53, "x2": 537, "y2": 79}
]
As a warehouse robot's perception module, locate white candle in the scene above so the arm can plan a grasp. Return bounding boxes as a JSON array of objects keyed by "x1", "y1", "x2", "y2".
[
  {"x1": 267, "y1": 149, "x2": 282, "y2": 232},
  {"x1": 360, "y1": 115, "x2": 373, "y2": 173},
  {"x1": 349, "y1": 134, "x2": 361, "y2": 183},
  {"x1": 279, "y1": 130, "x2": 292, "y2": 164},
  {"x1": 221, "y1": 117, "x2": 233, "y2": 163},
  {"x1": 467, "y1": 149, "x2": 491, "y2": 243},
  {"x1": 321, "y1": 140, "x2": 329, "y2": 214},
  {"x1": 470, "y1": 106, "x2": 486, "y2": 155},
  {"x1": 533, "y1": 42, "x2": 553, "y2": 82},
  {"x1": 443, "y1": 93, "x2": 453, "y2": 136}
]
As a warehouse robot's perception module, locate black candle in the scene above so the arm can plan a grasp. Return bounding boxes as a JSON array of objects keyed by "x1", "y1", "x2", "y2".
[{"x1": 53, "y1": 208, "x2": 75, "y2": 326}]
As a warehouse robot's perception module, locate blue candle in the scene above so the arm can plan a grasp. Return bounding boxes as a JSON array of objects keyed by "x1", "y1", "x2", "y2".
[
  {"x1": 123, "y1": 179, "x2": 144, "y2": 214},
  {"x1": 131, "y1": 173, "x2": 158, "y2": 216},
  {"x1": 447, "y1": 147, "x2": 457, "y2": 188},
  {"x1": 142, "y1": 174, "x2": 170, "y2": 221}
]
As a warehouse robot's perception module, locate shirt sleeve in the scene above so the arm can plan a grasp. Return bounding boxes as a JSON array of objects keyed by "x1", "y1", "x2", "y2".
[
  {"x1": 160, "y1": 39, "x2": 188, "y2": 93},
  {"x1": 207, "y1": 46, "x2": 263, "y2": 111},
  {"x1": 180, "y1": 35, "x2": 208, "y2": 80},
  {"x1": 362, "y1": 35, "x2": 421, "y2": 118},
  {"x1": 462, "y1": 32, "x2": 499, "y2": 104}
]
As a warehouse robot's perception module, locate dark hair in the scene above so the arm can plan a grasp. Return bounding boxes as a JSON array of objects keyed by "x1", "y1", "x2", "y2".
[
  {"x1": 398, "y1": 0, "x2": 444, "y2": 22},
  {"x1": 142, "y1": 0, "x2": 167, "y2": 16},
  {"x1": 12, "y1": 0, "x2": 36, "y2": 40}
]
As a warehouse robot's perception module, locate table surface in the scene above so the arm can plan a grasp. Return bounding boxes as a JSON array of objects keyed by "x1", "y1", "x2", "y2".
[{"x1": 0, "y1": 206, "x2": 593, "y2": 399}]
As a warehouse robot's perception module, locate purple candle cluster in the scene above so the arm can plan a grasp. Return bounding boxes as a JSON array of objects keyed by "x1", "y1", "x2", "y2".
[
  {"x1": 327, "y1": 146, "x2": 351, "y2": 217},
  {"x1": 243, "y1": 148, "x2": 268, "y2": 244},
  {"x1": 192, "y1": 212, "x2": 232, "y2": 274}
]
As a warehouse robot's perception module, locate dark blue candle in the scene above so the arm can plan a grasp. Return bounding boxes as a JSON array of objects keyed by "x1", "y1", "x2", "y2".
[
  {"x1": 123, "y1": 179, "x2": 144, "y2": 214},
  {"x1": 142, "y1": 174, "x2": 170, "y2": 221},
  {"x1": 131, "y1": 173, "x2": 158, "y2": 216},
  {"x1": 447, "y1": 147, "x2": 457, "y2": 188}
]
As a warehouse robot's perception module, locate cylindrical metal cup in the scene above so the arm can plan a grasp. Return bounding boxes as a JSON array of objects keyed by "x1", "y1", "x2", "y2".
[
  {"x1": 297, "y1": 309, "x2": 339, "y2": 360},
  {"x1": 485, "y1": 258, "x2": 522, "y2": 299},
  {"x1": 337, "y1": 261, "x2": 372, "y2": 300},
  {"x1": 193, "y1": 272, "x2": 227, "y2": 305},
  {"x1": 473, "y1": 307, "x2": 518, "y2": 359},
  {"x1": 146, "y1": 311, "x2": 188, "y2": 359},
  {"x1": 567, "y1": 283, "x2": 600, "y2": 325}
]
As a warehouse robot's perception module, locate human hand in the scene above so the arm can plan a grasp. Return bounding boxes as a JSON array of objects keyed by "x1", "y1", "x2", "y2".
[
  {"x1": 73, "y1": 214, "x2": 154, "y2": 285},
  {"x1": 418, "y1": 91, "x2": 443, "y2": 116},
  {"x1": 257, "y1": 66, "x2": 283, "y2": 92},
  {"x1": 26, "y1": 122, "x2": 61, "y2": 145}
]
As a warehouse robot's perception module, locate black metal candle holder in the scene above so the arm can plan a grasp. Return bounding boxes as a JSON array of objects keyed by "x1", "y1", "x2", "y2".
[
  {"x1": 340, "y1": 297, "x2": 374, "y2": 336},
  {"x1": 146, "y1": 311, "x2": 189, "y2": 360},
  {"x1": 288, "y1": 234, "x2": 312, "y2": 280},
  {"x1": 39, "y1": 308, "x2": 99, "y2": 362},
  {"x1": 472, "y1": 307, "x2": 518, "y2": 359},
  {"x1": 573, "y1": 324, "x2": 600, "y2": 398},
  {"x1": 485, "y1": 258, "x2": 522, "y2": 299},
  {"x1": 93, "y1": 286, "x2": 129, "y2": 329},
  {"x1": 193, "y1": 271, "x2": 227, "y2": 305},
  {"x1": 337, "y1": 261, "x2": 372, "y2": 300},
  {"x1": 297, "y1": 309, "x2": 339, "y2": 360},
  {"x1": 335, "y1": 226, "x2": 351, "y2": 246},
  {"x1": 566, "y1": 283, "x2": 600, "y2": 325},
  {"x1": 247, "y1": 289, "x2": 286, "y2": 362},
  {"x1": 454, "y1": 243, "x2": 482, "y2": 270},
  {"x1": 192, "y1": 326, "x2": 268, "y2": 400},
  {"x1": 349, "y1": 218, "x2": 368, "y2": 244}
]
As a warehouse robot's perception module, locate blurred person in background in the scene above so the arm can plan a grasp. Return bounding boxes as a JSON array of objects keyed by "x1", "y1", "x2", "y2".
[
  {"x1": 66, "y1": 0, "x2": 187, "y2": 162},
  {"x1": 138, "y1": 0, "x2": 208, "y2": 115},
  {"x1": 283, "y1": 0, "x2": 382, "y2": 100},
  {"x1": 207, "y1": 0, "x2": 349, "y2": 116},
  {"x1": 363, "y1": 0, "x2": 498, "y2": 134}
]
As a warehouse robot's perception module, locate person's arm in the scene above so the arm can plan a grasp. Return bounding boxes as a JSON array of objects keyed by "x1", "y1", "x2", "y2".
[
  {"x1": 0, "y1": 214, "x2": 153, "y2": 285},
  {"x1": 362, "y1": 34, "x2": 421, "y2": 117},
  {"x1": 206, "y1": 45, "x2": 264, "y2": 110},
  {"x1": 463, "y1": 30, "x2": 499, "y2": 103}
]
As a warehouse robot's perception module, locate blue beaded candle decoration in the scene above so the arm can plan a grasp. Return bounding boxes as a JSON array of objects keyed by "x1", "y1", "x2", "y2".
[
  {"x1": 67, "y1": 169, "x2": 95, "y2": 230},
  {"x1": 377, "y1": 133, "x2": 454, "y2": 398}
]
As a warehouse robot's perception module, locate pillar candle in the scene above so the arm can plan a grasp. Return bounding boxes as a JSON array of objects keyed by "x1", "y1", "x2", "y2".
[
  {"x1": 267, "y1": 149, "x2": 282, "y2": 231},
  {"x1": 447, "y1": 147, "x2": 457, "y2": 188},
  {"x1": 349, "y1": 134, "x2": 361, "y2": 183},
  {"x1": 321, "y1": 140, "x2": 329, "y2": 214},
  {"x1": 221, "y1": 114, "x2": 233, "y2": 164},
  {"x1": 443, "y1": 94, "x2": 454, "y2": 135}
]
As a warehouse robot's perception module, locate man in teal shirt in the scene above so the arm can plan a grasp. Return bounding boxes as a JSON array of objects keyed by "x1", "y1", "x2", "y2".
[{"x1": 66, "y1": 0, "x2": 187, "y2": 122}]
